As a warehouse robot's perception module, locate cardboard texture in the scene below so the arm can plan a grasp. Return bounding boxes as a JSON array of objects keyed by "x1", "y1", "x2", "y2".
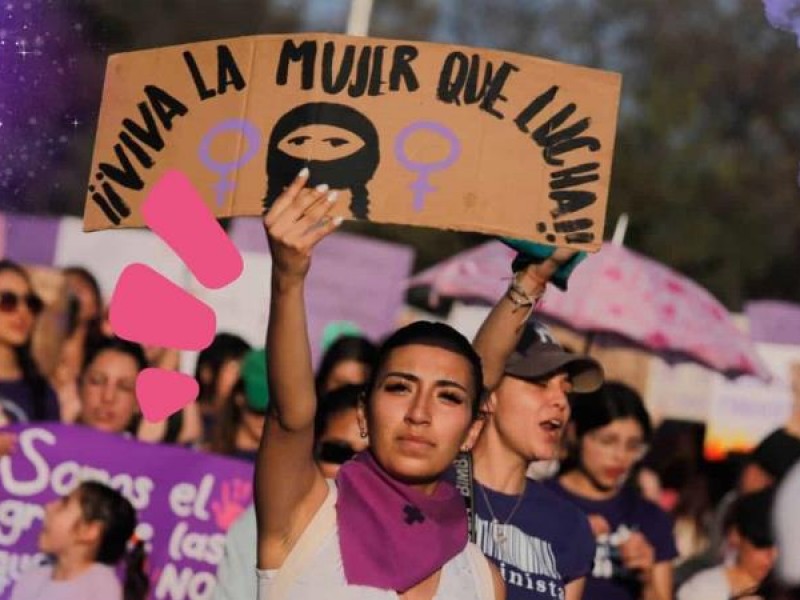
[{"x1": 84, "y1": 33, "x2": 622, "y2": 250}]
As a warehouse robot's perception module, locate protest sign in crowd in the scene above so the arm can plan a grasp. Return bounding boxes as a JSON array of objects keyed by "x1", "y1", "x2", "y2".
[{"x1": 1, "y1": 21, "x2": 800, "y2": 600}]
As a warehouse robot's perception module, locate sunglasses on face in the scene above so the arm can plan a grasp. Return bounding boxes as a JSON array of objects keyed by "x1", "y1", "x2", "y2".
[
  {"x1": 0, "y1": 291, "x2": 44, "y2": 316},
  {"x1": 316, "y1": 441, "x2": 357, "y2": 465}
]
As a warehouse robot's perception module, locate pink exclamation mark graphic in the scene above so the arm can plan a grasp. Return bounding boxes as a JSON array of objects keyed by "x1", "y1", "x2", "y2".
[{"x1": 109, "y1": 170, "x2": 244, "y2": 422}]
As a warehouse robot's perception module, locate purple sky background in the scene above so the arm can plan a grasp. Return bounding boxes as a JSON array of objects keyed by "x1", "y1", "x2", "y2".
[
  {"x1": 0, "y1": 1, "x2": 798, "y2": 214},
  {"x1": 0, "y1": 1, "x2": 104, "y2": 211}
]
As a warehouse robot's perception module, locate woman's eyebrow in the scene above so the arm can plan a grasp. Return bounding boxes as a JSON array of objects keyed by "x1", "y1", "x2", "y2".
[
  {"x1": 435, "y1": 379, "x2": 468, "y2": 392},
  {"x1": 383, "y1": 371, "x2": 418, "y2": 383},
  {"x1": 383, "y1": 371, "x2": 467, "y2": 392}
]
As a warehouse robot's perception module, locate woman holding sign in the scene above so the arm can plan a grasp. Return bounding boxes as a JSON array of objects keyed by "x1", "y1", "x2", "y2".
[{"x1": 255, "y1": 169, "x2": 504, "y2": 600}]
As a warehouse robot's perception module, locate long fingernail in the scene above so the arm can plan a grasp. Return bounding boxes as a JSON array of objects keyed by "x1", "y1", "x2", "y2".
[
  {"x1": 327, "y1": 191, "x2": 338, "y2": 203},
  {"x1": 315, "y1": 183, "x2": 329, "y2": 193},
  {"x1": 298, "y1": 167, "x2": 309, "y2": 179},
  {"x1": 333, "y1": 216, "x2": 343, "y2": 226}
]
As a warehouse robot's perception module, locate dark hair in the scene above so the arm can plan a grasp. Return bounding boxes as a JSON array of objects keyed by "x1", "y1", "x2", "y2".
[
  {"x1": 570, "y1": 381, "x2": 653, "y2": 442},
  {"x1": 750, "y1": 429, "x2": 800, "y2": 483},
  {"x1": 754, "y1": 571, "x2": 800, "y2": 600},
  {"x1": 195, "y1": 333, "x2": 251, "y2": 405},
  {"x1": 63, "y1": 266, "x2": 104, "y2": 328},
  {"x1": 315, "y1": 335, "x2": 377, "y2": 396},
  {"x1": 366, "y1": 321, "x2": 484, "y2": 419},
  {"x1": 209, "y1": 378, "x2": 265, "y2": 457},
  {"x1": 0, "y1": 259, "x2": 50, "y2": 421},
  {"x1": 210, "y1": 379, "x2": 243, "y2": 456},
  {"x1": 63, "y1": 266, "x2": 108, "y2": 380},
  {"x1": 314, "y1": 384, "x2": 364, "y2": 442},
  {"x1": 82, "y1": 337, "x2": 148, "y2": 375},
  {"x1": 726, "y1": 487, "x2": 776, "y2": 548},
  {"x1": 643, "y1": 420, "x2": 711, "y2": 534},
  {"x1": 77, "y1": 481, "x2": 148, "y2": 600}
]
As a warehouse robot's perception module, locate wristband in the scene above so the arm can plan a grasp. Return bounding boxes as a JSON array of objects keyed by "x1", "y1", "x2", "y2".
[{"x1": 505, "y1": 271, "x2": 543, "y2": 322}]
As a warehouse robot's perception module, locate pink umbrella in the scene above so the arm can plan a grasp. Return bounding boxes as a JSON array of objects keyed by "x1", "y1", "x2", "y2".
[
  {"x1": 409, "y1": 241, "x2": 514, "y2": 306},
  {"x1": 541, "y1": 243, "x2": 769, "y2": 379},
  {"x1": 409, "y1": 241, "x2": 769, "y2": 380}
]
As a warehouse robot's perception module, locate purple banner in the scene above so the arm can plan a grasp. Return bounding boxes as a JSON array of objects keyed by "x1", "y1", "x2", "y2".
[
  {"x1": 3, "y1": 214, "x2": 60, "y2": 267},
  {"x1": 228, "y1": 218, "x2": 268, "y2": 254},
  {"x1": 746, "y1": 300, "x2": 800, "y2": 345},
  {"x1": 0, "y1": 424, "x2": 253, "y2": 600},
  {"x1": 306, "y1": 231, "x2": 415, "y2": 363}
]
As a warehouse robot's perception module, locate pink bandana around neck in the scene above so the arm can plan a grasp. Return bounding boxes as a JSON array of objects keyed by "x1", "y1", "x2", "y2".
[{"x1": 335, "y1": 451, "x2": 468, "y2": 592}]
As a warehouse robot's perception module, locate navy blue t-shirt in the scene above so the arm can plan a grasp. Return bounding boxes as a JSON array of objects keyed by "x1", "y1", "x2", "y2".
[
  {"x1": 545, "y1": 479, "x2": 678, "y2": 600},
  {"x1": 472, "y1": 479, "x2": 594, "y2": 600},
  {"x1": 0, "y1": 379, "x2": 60, "y2": 423}
]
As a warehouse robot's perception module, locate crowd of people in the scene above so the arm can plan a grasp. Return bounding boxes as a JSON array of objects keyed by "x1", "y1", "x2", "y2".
[{"x1": 1, "y1": 172, "x2": 800, "y2": 599}]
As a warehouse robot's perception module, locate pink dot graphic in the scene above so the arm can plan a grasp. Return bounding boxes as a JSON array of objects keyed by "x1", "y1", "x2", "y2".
[
  {"x1": 110, "y1": 264, "x2": 216, "y2": 351},
  {"x1": 142, "y1": 170, "x2": 243, "y2": 289},
  {"x1": 109, "y1": 170, "x2": 245, "y2": 421},
  {"x1": 136, "y1": 368, "x2": 200, "y2": 423}
]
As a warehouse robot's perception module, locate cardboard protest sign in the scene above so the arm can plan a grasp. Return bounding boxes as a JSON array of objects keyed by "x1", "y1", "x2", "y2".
[
  {"x1": 84, "y1": 33, "x2": 622, "y2": 250},
  {"x1": 0, "y1": 424, "x2": 253, "y2": 600}
]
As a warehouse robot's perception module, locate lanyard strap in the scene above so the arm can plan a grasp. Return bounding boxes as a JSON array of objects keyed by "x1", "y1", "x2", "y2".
[{"x1": 453, "y1": 451, "x2": 476, "y2": 543}]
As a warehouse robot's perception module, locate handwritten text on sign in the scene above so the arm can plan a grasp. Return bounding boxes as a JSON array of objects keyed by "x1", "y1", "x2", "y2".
[
  {"x1": 85, "y1": 33, "x2": 621, "y2": 250},
  {"x1": 0, "y1": 425, "x2": 253, "y2": 600}
]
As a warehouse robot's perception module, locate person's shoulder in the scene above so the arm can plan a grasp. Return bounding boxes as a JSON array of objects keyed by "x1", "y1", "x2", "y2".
[
  {"x1": 14, "y1": 563, "x2": 52, "y2": 585},
  {"x1": 87, "y1": 562, "x2": 120, "y2": 580},
  {"x1": 85, "y1": 563, "x2": 123, "y2": 593},
  {"x1": 527, "y1": 479, "x2": 592, "y2": 530},
  {"x1": 9, "y1": 564, "x2": 48, "y2": 600},
  {"x1": 631, "y1": 490, "x2": 674, "y2": 525},
  {"x1": 529, "y1": 479, "x2": 577, "y2": 512},
  {"x1": 527, "y1": 479, "x2": 595, "y2": 580},
  {"x1": 677, "y1": 565, "x2": 728, "y2": 600},
  {"x1": 22, "y1": 563, "x2": 51, "y2": 575},
  {"x1": 539, "y1": 475, "x2": 577, "y2": 503}
]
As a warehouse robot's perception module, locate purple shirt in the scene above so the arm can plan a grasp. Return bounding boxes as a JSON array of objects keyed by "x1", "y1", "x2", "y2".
[
  {"x1": 11, "y1": 563, "x2": 121, "y2": 600},
  {"x1": 474, "y1": 479, "x2": 595, "y2": 600},
  {"x1": 0, "y1": 379, "x2": 60, "y2": 423},
  {"x1": 545, "y1": 479, "x2": 678, "y2": 600}
]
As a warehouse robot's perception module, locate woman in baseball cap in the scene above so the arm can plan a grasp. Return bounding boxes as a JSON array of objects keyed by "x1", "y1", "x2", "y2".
[{"x1": 465, "y1": 252, "x2": 603, "y2": 600}]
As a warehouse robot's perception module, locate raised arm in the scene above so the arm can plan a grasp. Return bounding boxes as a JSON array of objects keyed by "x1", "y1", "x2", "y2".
[
  {"x1": 255, "y1": 170, "x2": 341, "y2": 568},
  {"x1": 473, "y1": 248, "x2": 576, "y2": 391}
]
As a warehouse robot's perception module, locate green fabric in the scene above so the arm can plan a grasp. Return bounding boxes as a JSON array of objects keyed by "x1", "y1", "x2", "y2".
[
  {"x1": 240, "y1": 349, "x2": 269, "y2": 412},
  {"x1": 321, "y1": 320, "x2": 362, "y2": 353},
  {"x1": 500, "y1": 237, "x2": 587, "y2": 291}
]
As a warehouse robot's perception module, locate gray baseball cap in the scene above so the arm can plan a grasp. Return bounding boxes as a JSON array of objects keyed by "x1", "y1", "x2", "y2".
[{"x1": 503, "y1": 320, "x2": 604, "y2": 393}]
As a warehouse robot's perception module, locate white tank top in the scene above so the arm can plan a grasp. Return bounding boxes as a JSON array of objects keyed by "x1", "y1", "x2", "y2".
[{"x1": 258, "y1": 482, "x2": 495, "y2": 600}]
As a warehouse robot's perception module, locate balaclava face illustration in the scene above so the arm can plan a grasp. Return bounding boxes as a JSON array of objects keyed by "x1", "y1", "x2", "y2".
[{"x1": 264, "y1": 102, "x2": 380, "y2": 219}]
